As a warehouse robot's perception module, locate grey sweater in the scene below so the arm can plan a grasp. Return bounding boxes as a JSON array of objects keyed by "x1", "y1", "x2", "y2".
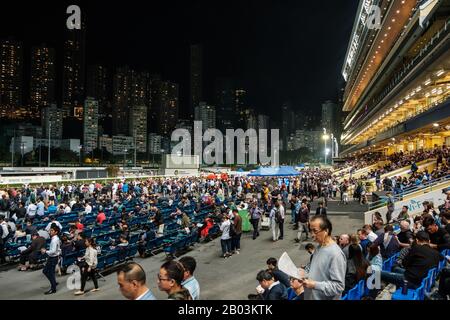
[{"x1": 304, "y1": 242, "x2": 346, "y2": 300}]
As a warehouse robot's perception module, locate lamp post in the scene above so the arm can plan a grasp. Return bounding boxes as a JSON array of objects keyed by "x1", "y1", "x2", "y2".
[
  {"x1": 20, "y1": 143, "x2": 25, "y2": 167},
  {"x1": 79, "y1": 145, "x2": 83, "y2": 166},
  {"x1": 124, "y1": 148, "x2": 128, "y2": 168},
  {"x1": 322, "y1": 128, "x2": 330, "y2": 165},
  {"x1": 48, "y1": 120, "x2": 51, "y2": 167}
]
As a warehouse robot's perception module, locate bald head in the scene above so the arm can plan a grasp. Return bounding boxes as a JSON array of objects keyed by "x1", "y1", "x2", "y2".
[
  {"x1": 117, "y1": 262, "x2": 146, "y2": 285},
  {"x1": 400, "y1": 220, "x2": 410, "y2": 231}
]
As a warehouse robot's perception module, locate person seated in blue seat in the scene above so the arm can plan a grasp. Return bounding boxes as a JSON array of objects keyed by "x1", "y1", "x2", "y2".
[
  {"x1": 344, "y1": 244, "x2": 370, "y2": 294},
  {"x1": 61, "y1": 234, "x2": 74, "y2": 256},
  {"x1": 73, "y1": 233, "x2": 86, "y2": 252},
  {"x1": 113, "y1": 235, "x2": 129, "y2": 259},
  {"x1": 18, "y1": 232, "x2": 46, "y2": 271},
  {"x1": 137, "y1": 226, "x2": 151, "y2": 258},
  {"x1": 45, "y1": 216, "x2": 62, "y2": 233},
  {"x1": 381, "y1": 231, "x2": 444, "y2": 290},
  {"x1": 287, "y1": 276, "x2": 305, "y2": 300},
  {"x1": 372, "y1": 225, "x2": 400, "y2": 259}
]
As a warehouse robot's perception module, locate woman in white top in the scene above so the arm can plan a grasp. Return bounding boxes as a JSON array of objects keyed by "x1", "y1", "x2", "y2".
[{"x1": 75, "y1": 237, "x2": 99, "y2": 295}]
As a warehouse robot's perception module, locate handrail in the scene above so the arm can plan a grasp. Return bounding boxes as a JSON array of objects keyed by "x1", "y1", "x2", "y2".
[{"x1": 368, "y1": 174, "x2": 450, "y2": 211}]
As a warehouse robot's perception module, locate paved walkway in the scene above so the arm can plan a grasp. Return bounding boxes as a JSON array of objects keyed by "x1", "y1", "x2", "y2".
[{"x1": 0, "y1": 214, "x2": 362, "y2": 300}]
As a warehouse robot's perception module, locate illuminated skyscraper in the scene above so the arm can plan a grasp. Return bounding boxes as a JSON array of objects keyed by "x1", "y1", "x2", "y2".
[
  {"x1": 129, "y1": 105, "x2": 147, "y2": 153},
  {"x1": 83, "y1": 97, "x2": 99, "y2": 152},
  {"x1": 30, "y1": 44, "x2": 55, "y2": 114},
  {"x1": 152, "y1": 80, "x2": 179, "y2": 136},
  {"x1": 86, "y1": 65, "x2": 110, "y2": 116},
  {"x1": 0, "y1": 39, "x2": 23, "y2": 118},
  {"x1": 62, "y1": 23, "x2": 86, "y2": 113}
]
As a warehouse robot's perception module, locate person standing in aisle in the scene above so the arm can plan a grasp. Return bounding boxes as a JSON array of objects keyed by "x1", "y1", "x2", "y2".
[{"x1": 41, "y1": 225, "x2": 61, "y2": 294}]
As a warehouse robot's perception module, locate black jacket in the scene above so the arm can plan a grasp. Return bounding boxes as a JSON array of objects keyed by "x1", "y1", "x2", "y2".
[
  {"x1": 21, "y1": 236, "x2": 46, "y2": 256},
  {"x1": 262, "y1": 282, "x2": 288, "y2": 300},
  {"x1": 272, "y1": 268, "x2": 291, "y2": 289},
  {"x1": 403, "y1": 244, "x2": 442, "y2": 285},
  {"x1": 315, "y1": 207, "x2": 327, "y2": 216},
  {"x1": 429, "y1": 227, "x2": 450, "y2": 251}
]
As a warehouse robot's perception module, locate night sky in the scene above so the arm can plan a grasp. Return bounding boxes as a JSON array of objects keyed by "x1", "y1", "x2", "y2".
[{"x1": 1, "y1": 0, "x2": 359, "y2": 119}]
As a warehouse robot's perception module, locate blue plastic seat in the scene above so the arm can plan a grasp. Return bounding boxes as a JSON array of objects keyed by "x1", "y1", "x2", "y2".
[
  {"x1": 347, "y1": 285, "x2": 359, "y2": 300},
  {"x1": 392, "y1": 281, "x2": 425, "y2": 300}
]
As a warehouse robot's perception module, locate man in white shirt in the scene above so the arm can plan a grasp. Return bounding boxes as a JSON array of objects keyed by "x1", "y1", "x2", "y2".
[
  {"x1": 26, "y1": 201, "x2": 37, "y2": 219},
  {"x1": 363, "y1": 224, "x2": 379, "y2": 243},
  {"x1": 64, "y1": 205, "x2": 72, "y2": 214},
  {"x1": 0, "y1": 216, "x2": 9, "y2": 263},
  {"x1": 41, "y1": 225, "x2": 61, "y2": 294},
  {"x1": 84, "y1": 202, "x2": 92, "y2": 215},
  {"x1": 45, "y1": 217, "x2": 63, "y2": 233},
  {"x1": 36, "y1": 199, "x2": 45, "y2": 217}
]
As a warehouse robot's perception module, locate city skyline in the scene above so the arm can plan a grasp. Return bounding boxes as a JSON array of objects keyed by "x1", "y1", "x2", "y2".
[{"x1": 0, "y1": 0, "x2": 358, "y2": 119}]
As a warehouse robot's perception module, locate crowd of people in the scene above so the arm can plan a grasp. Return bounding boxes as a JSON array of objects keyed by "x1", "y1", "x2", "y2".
[{"x1": 0, "y1": 143, "x2": 450, "y2": 300}]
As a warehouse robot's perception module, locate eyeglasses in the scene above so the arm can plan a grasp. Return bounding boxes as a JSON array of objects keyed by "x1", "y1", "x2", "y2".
[
  {"x1": 157, "y1": 274, "x2": 171, "y2": 281},
  {"x1": 309, "y1": 228, "x2": 323, "y2": 235}
]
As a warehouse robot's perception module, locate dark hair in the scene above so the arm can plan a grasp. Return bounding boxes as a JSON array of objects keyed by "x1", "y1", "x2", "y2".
[
  {"x1": 415, "y1": 231, "x2": 430, "y2": 242},
  {"x1": 348, "y1": 244, "x2": 369, "y2": 280},
  {"x1": 368, "y1": 244, "x2": 379, "y2": 258},
  {"x1": 50, "y1": 225, "x2": 60, "y2": 234},
  {"x1": 117, "y1": 262, "x2": 146, "y2": 284},
  {"x1": 310, "y1": 215, "x2": 333, "y2": 236},
  {"x1": 179, "y1": 256, "x2": 196, "y2": 275},
  {"x1": 422, "y1": 216, "x2": 436, "y2": 229},
  {"x1": 305, "y1": 243, "x2": 315, "y2": 251},
  {"x1": 256, "y1": 270, "x2": 273, "y2": 282},
  {"x1": 160, "y1": 260, "x2": 185, "y2": 285},
  {"x1": 384, "y1": 224, "x2": 394, "y2": 233},
  {"x1": 266, "y1": 257, "x2": 277, "y2": 267},
  {"x1": 85, "y1": 237, "x2": 96, "y2": 247}
]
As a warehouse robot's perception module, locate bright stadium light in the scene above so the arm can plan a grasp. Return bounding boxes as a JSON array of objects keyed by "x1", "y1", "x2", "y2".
[{"x1": 436, "y1": 69, "x2": 445, "y2": 77}]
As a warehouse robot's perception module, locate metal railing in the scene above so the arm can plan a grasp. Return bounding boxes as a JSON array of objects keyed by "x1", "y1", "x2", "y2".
[{"x1": 368, "y1": 174, "x2": 450, "y2": 211}]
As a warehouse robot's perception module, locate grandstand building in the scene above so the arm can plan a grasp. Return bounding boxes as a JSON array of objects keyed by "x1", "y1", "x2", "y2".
[{"x1": 340, "y1": 0, "x2": 450, "y2": 158}]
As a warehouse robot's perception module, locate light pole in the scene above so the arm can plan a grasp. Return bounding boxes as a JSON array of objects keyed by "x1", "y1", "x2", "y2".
[
  {"x1": 134, "y1": 129, "x2": 137, "y2": 168},
  {"x1": 48, "y1": 120, "x2": 51, "y2": 167},
  {"x1": 20, "y1": 143, "x2": 25, "y2": 167},
  {"x1": 79, "y1": 145, "x2": 83, "y2": 166},
  {"x1": 11, "y1": 128, "x2": 16, "y2": 168},
  {"x1": 322, "y1": 128, "x2": 330, "y2": 165},
  {"x1": 124, "y1": 148, "x2": 127, "y2": 168}
]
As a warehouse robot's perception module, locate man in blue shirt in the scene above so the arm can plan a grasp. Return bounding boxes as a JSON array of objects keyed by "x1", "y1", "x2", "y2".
[
  {"x1": 179, "y1": 256, "x2": 200, "y2": 300},
  {"x1": 36, "y1": 198, "x2": 45, "y2": 217}
]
